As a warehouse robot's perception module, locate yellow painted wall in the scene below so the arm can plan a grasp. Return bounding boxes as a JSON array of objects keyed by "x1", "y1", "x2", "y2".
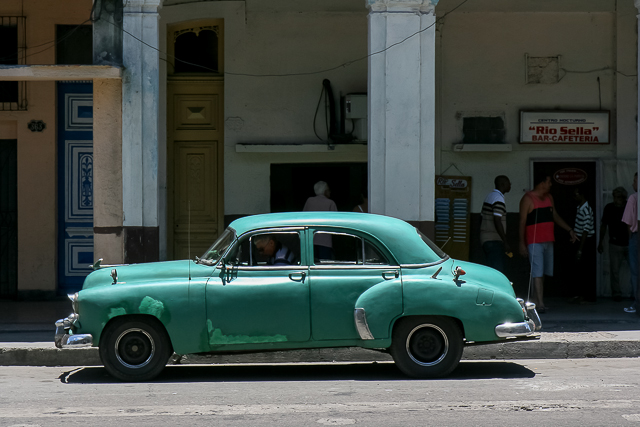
[{"x1": 0, "y1": 0, "x2": 92, "y2": 294}]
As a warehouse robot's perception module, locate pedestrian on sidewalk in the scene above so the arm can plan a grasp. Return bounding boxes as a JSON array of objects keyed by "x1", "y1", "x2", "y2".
[
  {"x1": 568, "y1": 186, "x2": 596, "y2": 304},
  {"x1": 519, "y1": 171, "x2": 578, "y2": 313},
  {"x1": 622, "y1": 173, "x2": 638, "y2": 314},
  {"x1": 598, "y1": 186, "x2": 629, "y2": 302},
  {"x1": 480, "y1": 175, "x2": 512, "y2": 274}
]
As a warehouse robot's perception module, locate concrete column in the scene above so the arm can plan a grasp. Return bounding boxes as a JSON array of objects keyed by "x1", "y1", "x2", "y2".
[
  {"x1": 367, "y1": 0, "x2": 438, "y2": 238},
  {"x1": 635, "y1": 0, "x2": 640, "y2": 292},
  {"x1": 93, "y1": 78, "x2": 124, "y2": 264},
  {"x1": 122, "y1": 0, "x2": 161, "y2": 262}
]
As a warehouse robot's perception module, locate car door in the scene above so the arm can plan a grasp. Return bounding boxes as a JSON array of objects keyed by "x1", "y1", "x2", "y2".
[
  {"x1": 205, "y1": 228, "x2": 311, "y2": 349},
  {"x1": 307, "y1": 228, "x2": 403, "y2": 341}
]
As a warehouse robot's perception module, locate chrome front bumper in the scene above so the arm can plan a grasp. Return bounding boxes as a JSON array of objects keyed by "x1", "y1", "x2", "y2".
[
  {"x1": 495, "y1": 300, "x2": 542, "y2": 338},
  {"x1": 54, "y1": 314, "x2": 93, "y2": 349}
]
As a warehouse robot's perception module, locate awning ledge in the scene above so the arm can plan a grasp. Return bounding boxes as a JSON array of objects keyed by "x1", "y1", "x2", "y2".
[{"x1": 0, "y1": 65, "x2": 122, "y2": 81}]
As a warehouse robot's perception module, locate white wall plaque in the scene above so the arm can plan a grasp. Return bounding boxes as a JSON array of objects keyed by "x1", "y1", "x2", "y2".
[{"x1": 520, "y1": 111, "x2": 609, "y2": 144}]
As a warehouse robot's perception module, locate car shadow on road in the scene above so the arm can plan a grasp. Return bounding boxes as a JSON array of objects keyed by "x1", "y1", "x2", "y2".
[{"x1": 61, "y1": 360, "x2": 535, "y2": 384}]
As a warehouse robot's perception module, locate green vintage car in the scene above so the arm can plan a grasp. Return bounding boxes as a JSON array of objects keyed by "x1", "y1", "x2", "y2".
[{"x1": 55, "y1": 212, "x2": 541, "y2": 381}]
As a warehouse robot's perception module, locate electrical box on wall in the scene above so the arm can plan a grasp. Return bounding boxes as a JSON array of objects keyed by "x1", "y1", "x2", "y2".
[{"x1": 345, "y1": 93, "x2": 367, "y2": 141}]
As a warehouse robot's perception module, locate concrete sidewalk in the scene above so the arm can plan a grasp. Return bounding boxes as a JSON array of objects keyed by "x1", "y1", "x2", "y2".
[{"x1": 1, "y1": 297, "x2": 640, "y2": 367}]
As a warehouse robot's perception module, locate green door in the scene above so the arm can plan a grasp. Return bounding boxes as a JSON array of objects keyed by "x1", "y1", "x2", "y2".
[
  {"x1": 205, "y1": 229, "x2": 310, "y2": 348},
  {"x1": 308, "y1": 229, "x2": 403, "y2": 341}
]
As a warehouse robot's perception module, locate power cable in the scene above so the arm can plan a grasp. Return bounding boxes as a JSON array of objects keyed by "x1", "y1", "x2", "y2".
[{"x1": 101, "y1": 0, "x2": 473, "y2": 78}]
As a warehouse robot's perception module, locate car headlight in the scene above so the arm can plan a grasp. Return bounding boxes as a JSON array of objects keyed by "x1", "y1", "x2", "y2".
[{"x1": 68, "y1": 292, "x2": 79, "y2": 314}]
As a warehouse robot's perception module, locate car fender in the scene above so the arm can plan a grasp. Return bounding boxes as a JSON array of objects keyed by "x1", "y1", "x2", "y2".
[
  {"x1": 76, "y1": 280, "x2": 208, "y2": 354},
  {"x1": 401, "y1": 277, "x2": 526, "y2": 342},
  {"x1": 354, "y1": 277, "x2": 403, "y2": 339}
]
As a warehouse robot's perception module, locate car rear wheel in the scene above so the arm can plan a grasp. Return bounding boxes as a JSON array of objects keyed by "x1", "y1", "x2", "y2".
[
  {"x1": 99, "y1": 317, "x2": 173, "y2": 381},
  {"x1": 390, "y1": 316, "x2": 463, "y2": 378}
]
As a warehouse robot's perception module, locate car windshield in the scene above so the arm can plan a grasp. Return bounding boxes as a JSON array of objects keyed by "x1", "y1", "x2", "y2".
[
  {"x1": 198, "y1": 228, "x2": 236, "y2": 265},
  {"x1": 416, "y1": 229, "x2": 448, "y2": 260}
]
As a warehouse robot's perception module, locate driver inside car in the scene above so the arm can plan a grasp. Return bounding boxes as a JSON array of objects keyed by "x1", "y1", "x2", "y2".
[{"x1": 253, "y1": 235, "x2": 296, "y2": 266}]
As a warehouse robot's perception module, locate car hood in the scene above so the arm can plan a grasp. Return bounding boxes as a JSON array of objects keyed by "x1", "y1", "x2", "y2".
[
  {"x1": 82, "y1": 260, "x2": 214, "y2": 290},
  {"x1": 444, "y1": 259, "x2": 515, "y2": 297}
]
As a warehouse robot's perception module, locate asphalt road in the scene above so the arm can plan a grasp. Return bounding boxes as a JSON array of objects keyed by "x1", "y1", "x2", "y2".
[{"x1": 1, "y1": 359, "x2": 640, "y2": 426}]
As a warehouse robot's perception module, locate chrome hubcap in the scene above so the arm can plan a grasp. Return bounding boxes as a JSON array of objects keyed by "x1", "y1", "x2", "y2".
[
  {"x1": 405, "y1": 324, "x2": 448, "y2": 366},
  {"x1": 115, "y1": 328, "x2": 155, "y2": 369}
]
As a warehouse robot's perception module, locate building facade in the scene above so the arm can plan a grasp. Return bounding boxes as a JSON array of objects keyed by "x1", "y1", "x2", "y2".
[{"x1": 0, "y1": 0, "x2": 638, "y2": 300}]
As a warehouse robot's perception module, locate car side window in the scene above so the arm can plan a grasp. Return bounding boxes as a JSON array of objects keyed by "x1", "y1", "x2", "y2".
[
  {"x1": 313, "y1": 232, "x2": 363, "y2": 265},
  {"x1": 227, "y1": 231, "x2": 302, "y2": 267},
  {"x1": 313, "y1": 231, "x2": 392, "y2": 266},
  {"x1": 363, "y1": 240, "x2": 390, "y2": 265}
]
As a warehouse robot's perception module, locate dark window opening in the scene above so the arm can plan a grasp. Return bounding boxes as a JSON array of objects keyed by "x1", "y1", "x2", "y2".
[
  {"x1": 270, "y1": 163, "x2": 368, "y2": 213},
  {"x1": 174, "y1": 29, "x2": 218, "y2": 73},
  {"x1": 56, "y1": 25, "x2": 93, "y2": 65},
  {"x1": 0, "y1": 23, "x2": 18, "y2": 103},
  {"x1": 462, "y1": 116, "x2": 505, "y2": 144}
]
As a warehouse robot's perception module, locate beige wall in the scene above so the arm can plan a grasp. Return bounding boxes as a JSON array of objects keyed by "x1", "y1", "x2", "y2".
[
  {"x1": 0, "y1": 0, "x2": 92, "y2": 293},
  {"x1": 93, "y1": 78, "x2": 124, "y2": 264}
]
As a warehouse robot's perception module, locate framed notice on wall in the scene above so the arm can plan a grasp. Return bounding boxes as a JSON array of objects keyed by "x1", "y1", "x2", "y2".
[
  {"x1": 434, "y1": 176, "x2": 472, "y2": 261},
  {"x1": 520, "y1": 111, "x2": 609, "y2": 144}
]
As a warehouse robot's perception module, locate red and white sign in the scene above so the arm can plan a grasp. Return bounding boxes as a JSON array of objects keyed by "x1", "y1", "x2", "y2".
[
  {"x1": 554, "y1": 168, "x2": 587, "y2": 185},
  {"x1": 520, "y1": 111, "x2": 609, "y2": 144}
]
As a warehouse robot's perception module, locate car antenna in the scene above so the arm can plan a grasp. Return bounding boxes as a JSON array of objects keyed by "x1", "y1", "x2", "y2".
[
  {"x1": 439, "y1": 237, "x2": 451, "y2": 249},
  {"x1": 188, "y1": 200, "x2": 191, "y2": 281}
]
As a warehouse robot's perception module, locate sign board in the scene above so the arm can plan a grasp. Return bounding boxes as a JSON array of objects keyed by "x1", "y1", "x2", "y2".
[
  {"x1": 520, "y1": 111, "x2": 609, "y2": 144},
  {"x1": 553, "y1": 168, "x2": 588, "y2": 186},
  {"x1": 434, "y1": 175, "x2": 472, "y2": 261}
]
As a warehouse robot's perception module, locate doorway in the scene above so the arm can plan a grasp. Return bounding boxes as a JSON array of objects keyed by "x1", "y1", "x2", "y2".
[
  {"x1": 270, "y1": 163, "x2": 368, "y2": 213},
  {"x1": 0, "y1": 139, "x2": 17, "y2": 297},
  {"x1": 167, "y1": 20, "x2": 224, "y2": 260},
  {"x1": 532, "y1": 160, "x2": 598, "y2": 297},
  {"x1": 57, "y1": 82, "x2": 94, "y2": 295}
]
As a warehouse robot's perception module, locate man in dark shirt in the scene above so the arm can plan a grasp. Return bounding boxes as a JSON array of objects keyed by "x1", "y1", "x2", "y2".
[{"x1": 598, "y1": 186, "x2": 629, "y2": 301}]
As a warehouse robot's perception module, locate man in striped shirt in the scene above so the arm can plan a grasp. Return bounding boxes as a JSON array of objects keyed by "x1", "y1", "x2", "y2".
[
  {"x1": 570, "y1": 186, "x2": 596, "y2": 303},
  {"x1": 480, "y1": 175, "x2": 511, "y2": 274}
]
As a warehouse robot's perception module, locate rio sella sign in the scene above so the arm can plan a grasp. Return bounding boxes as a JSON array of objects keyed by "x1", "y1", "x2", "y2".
[{"x1": 520, "y1": 111, "x2": 609, "y2": 144}]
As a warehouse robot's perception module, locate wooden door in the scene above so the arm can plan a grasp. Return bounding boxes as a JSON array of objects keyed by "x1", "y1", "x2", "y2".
[{"x1": 168, "y1": 79, "x2": 224, "y2": 260}]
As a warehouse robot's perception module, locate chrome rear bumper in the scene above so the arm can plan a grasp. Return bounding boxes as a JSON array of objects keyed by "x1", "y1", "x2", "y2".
[{"x1": 495, "y1": 300, "x2": 542, "y2": 338}]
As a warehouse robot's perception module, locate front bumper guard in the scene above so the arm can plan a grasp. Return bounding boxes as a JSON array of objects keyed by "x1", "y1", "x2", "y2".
[
  {"x1": 54, "y1": 315, "x2": 93, "y2": 349},
  {"x1": 495, "y1": 300, "x2": 542, "y2": 338}
]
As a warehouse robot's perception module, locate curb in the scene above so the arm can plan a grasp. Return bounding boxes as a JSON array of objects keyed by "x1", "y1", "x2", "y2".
[{"x1": 2, "y1": 339, "x2": 640, "y2": 367}]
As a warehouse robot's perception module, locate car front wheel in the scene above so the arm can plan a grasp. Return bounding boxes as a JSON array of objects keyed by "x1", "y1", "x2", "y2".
[
  {"x1": 99, "y1": 317, "x2": 173, "y2": 381},
  {"x1": 390, "y1": 316, "x2": 463, "y2": 378}
]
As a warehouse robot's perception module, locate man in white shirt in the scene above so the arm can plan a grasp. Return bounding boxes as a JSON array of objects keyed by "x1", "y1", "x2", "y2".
[
  {"x1": 569, "y1": 186, "x2": 596, "y2": 303},
  {"x1": 480, "y1": 175, "x2": 511, "y2": 274}
]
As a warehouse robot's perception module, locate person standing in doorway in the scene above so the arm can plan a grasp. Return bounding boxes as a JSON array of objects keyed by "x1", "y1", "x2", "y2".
[
  {"x1": 480, "y1": 175, "x2": 512, "y2": 274},
  {"x1": 622, "y1": 173, "x2": 638, "y2": 314},
  {"x1": 303, "y1": 181, "x2": 338, "y2": 260},
  {"x1": 598, "y1": 186, "x2": 629, "y2": 302},
  {"x1": 569, "y1": 186, "x2": 596, "y2": 304},
  {"x1": 519, "y1": 171, "x2": 578, "y2": 313}
]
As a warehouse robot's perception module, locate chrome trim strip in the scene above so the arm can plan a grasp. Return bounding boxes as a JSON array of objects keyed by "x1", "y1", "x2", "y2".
[
  {"x1": 219, "y1": 266, "x2": 309, "y2": 271},
  {"x1": 400, "y1": 255, "x2": 450, "y2": 269},
  {"x1": 495, "y1": 319, "x2": 535, "y2": 338},
  {"x1": 311, "y1": 265, "x2": 399, "y2": 270},
  {"x1": 354, "y1": 308, "x2": 375, "y2": 340}
]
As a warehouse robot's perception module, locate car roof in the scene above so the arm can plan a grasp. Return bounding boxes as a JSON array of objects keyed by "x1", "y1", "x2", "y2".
[{"x1": 228, "y1": 212, "x2": 440, "y2": 265}]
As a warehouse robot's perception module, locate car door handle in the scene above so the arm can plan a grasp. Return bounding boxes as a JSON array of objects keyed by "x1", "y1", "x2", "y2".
[
  {"x1": 289, "y1": 272, "x2": 306, "y2": 282},
  {"x1": 382, "y1": 270, "x2": 399, "y2": 280}
]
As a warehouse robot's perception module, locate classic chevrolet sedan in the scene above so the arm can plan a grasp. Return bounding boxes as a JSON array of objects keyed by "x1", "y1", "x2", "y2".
[{"x1": 55, "y1": 212, "x2": 540, "y2": 381}]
